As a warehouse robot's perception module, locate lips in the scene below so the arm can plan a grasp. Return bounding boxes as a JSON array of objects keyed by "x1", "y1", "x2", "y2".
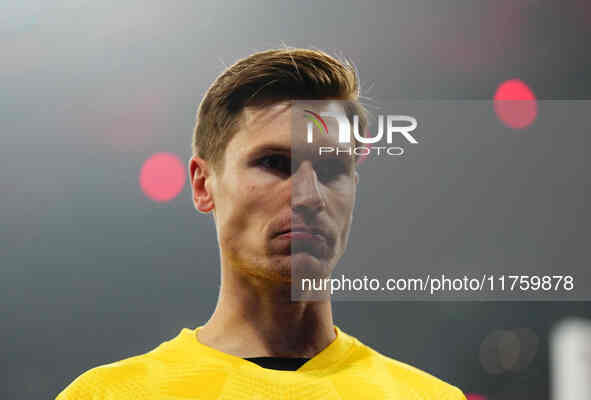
[
  {"x1": 277, "y1": 230, "x2": 326, "y2": 242},
  {"x1": 275, "y1": 225, "x2": 329, "y2": 240},
  {"x1": 271, "y1": 222, "x2": 334, "y2": 258}
]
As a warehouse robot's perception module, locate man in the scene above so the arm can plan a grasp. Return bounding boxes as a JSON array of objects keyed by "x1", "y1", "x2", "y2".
[{"x1": 56, "y1": 48, "x2": 466, "y2": 399}]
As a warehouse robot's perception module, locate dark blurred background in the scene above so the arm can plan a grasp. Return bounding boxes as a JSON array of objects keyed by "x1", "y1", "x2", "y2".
[{"x1": 1, "y1": 1, "x2": 590, "y2": 399}]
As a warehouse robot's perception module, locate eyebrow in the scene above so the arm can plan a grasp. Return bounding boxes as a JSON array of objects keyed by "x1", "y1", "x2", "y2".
[
  {"x1": 246, "y1": 143, "x2": 356, "y2": 168},
  {"x1": 246, "y1": 144, "x2": 291, "y2": 159}
]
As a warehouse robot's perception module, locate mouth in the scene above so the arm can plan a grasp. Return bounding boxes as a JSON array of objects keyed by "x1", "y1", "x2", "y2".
[
  {"x1": 271, "y1": 224, "x2": 334, "y2": 259},
  {"x1": 276, "y1": 230, "x2": 326, "y2": 241},
  {"x1": 274, "y1": 225, "x2": 330, "y2": 243}
]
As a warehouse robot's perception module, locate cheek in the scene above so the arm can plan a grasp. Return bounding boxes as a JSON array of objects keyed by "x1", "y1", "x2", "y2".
[
  {"x1": 219, "y1": 182, "x2": 270, "y2": 243},
  {"x1": 330, "y1": 182, "x2": 356, "y2": 212},
  {"x1": 330, "y1": 185, "x2": 356, "y2": 236}
]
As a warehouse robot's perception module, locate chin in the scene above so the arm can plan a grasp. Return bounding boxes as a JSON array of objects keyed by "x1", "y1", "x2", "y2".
[
  {"x1": 269, "y1": 252, "x2": 329, "y2": 275},
  {"x1": 288, "y1": 252, "x2": 333, "y2": 280}
]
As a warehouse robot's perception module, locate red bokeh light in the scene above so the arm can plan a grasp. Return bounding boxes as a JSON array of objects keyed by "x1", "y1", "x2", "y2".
[
  {"x1": 493, "y1": 79, "x2": 537, "y2": 129},
  {"x1": 139, "y1": 152, "x2": 186, "y2": 203},
  {"x1": 466, "y1": 394, "x2": 487, "y2": 400}
]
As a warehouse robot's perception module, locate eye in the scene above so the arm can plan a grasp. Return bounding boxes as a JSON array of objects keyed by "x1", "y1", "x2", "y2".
[
  {"x1": 256, "y1": 154, "x2": 291, "y2": 175},
  {"x1": 315, "y1": 159, "x2": 348, "y2": 182}
]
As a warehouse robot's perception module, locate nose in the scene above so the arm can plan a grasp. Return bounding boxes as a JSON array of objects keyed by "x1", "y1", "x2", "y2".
[{"x1": 291, "y1": 161, "x2": 326, "y2": 213}]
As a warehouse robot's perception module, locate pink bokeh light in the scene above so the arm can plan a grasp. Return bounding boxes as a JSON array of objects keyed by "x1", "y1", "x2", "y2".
[
  {"x1": 493, "y1": 79, "x2": 538, "y2": 129},
  {"x1": 139, "y1": 152, "x2": 186, "y2": 203}
]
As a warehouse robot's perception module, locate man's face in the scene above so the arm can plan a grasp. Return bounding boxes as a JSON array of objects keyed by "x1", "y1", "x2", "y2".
[{"x1": 190, "y1": 100, "x2": 358, "y2": 284}]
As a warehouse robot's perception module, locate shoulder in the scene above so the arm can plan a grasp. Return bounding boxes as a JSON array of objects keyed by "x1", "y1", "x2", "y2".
[
  {"x1": 55, "y1": 353, "x2": 153, "y2": 400},
  {"x1": 346, "y1": 335, "x2": 466, "y2": 400},
  {"x1": 55, "y1": 328, "x2": 223, "y2": 400}
]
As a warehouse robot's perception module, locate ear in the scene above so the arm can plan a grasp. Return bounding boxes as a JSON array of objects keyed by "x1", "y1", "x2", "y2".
[{"x1": 189, "y1": 156, "x2": 215, "y2": 213}]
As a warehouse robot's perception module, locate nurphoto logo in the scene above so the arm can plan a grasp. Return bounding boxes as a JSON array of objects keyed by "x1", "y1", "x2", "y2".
[{"x1": 304, "y1": 109, "x2": 419, "y2": 157}]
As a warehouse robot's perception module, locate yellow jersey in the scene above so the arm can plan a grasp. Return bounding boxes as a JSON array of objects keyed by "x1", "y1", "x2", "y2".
[{"x1": 56, "y1": 325, "x2": 466, "y2": 400}]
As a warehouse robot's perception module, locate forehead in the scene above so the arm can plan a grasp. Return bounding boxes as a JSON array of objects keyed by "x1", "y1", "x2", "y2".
[
  {"x1": 230, "y1": 100, "x2": 354, "y2": 162},
  {"x1": 242, "y1": 101, "x2": 293, "y2": 138}
]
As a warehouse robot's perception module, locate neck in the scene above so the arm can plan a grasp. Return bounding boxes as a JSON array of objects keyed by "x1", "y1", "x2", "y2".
[{"x1": 197, "y1": 263, "x2": 336, "y2": 358}]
